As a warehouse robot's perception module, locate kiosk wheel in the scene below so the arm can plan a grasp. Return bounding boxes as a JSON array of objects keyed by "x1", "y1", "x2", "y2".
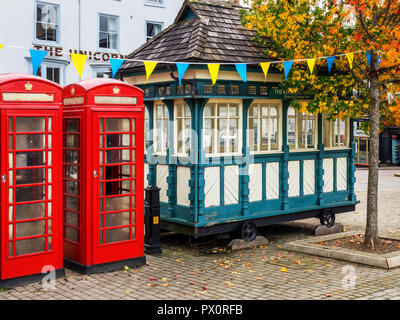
[
  {"x1": 240, "y1": 222, "x2": 257, "y2": 242},
  {"x1": 319, "y1": 210, "x2": 335, "y2": 228}
]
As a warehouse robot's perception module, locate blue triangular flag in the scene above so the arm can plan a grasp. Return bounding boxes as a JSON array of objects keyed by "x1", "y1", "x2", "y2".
[
  {"x1": 110, "y1": 58, "x2": 125, "y2": 78},
  {"x1": 366, "y1": 51, "x2": 372, "y2": 69},
  {"x1": 283, "y1": 61, "x2": 294, "y2": 80},
  {"x1": 30, "y1": 49, "x2": 48, "y2": 77},
  {"x1": 326, "y1": 56, "x2": 335, "y2": 74},
  {"x1": 235, "y1": 64, "x2": 247, "y2": 82},
  {"x1": 176, "y1": 63, "x2": 190, "y2": 85}
]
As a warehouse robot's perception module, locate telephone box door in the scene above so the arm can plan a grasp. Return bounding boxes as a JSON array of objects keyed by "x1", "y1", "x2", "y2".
[
  {"x1": 1, "y1": 110, "x2": 61, "y2": 279},
  {"x1": 92, "y1": 113, "x2": 143, "y2": 265}
]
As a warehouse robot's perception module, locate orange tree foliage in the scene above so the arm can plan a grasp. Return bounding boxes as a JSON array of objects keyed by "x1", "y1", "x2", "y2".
[{"x1": 240, "y1": 0, "x2": 400, "y2": 128}]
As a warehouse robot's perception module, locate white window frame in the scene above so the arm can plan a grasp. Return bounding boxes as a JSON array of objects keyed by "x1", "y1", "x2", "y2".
[
  {"x1": 287, "y1": 106, "x2": 318, "y2": 151},
  {"x1": 323, "y1": 116, "x2": 350, "y2": 149},
  {"x1": 144, "y1": 0, "x2": 165, "y2": 7},
  {"x1": 248, "y1": 100, "x2": 282, "y2": 154},
  {"x1": 34, "y1": 1, "x2": 60, "y2": 44},
  {"x1": 203, "y1": 99, "x2": 243, "y2": 157},
  {"x1": 153, "y1": 101, "x2": 170, "y2": 155},
  {"x1": 33, "y1": 61, "x2": 65, "y2": 86},
  {"x1": 146, "y1": 21, "x2": 164, "y2": 41},
  {"x1": 174, "y1": 100, "x2": 191, "y2": 157},
  {"x1": 98, "y1": 13, "x2": 120, "y2": 51}
]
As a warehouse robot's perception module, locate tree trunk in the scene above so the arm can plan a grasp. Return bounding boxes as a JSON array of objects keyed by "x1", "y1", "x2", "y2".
[{"x1": 365, "y1": 71, "x2": 380, "y2": 248}]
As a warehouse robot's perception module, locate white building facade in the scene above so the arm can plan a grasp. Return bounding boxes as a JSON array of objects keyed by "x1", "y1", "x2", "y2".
[{"x1": 0, "y1": 0, "x2": 184, "y2": 86}]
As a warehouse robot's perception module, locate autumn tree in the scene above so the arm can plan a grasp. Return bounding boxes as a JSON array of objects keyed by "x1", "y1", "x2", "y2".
[{"x1": 241, "y1": 0, "x2": 400, "y2": 248}]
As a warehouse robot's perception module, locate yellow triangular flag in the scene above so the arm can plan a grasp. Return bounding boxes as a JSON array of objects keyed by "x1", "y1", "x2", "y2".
[
  {"x1": 260, "y1": 62, "x2": 271, "y2": 81},
  {"x1": 144, "y1": 61, "x2": 158, "y2": 83},
  {"x1": 208, "y1": 64, "x2": 220, "y2": 85},
  {"x1": 306, "y1": 59, "x2": 316, "y2": 74},
  {"x1": 70, "y1": 53, "x2": 87, "y2": 78},
  {"x1": 346, "y1": 53, "x2": 354, "y2": 70},
  {"x1": 0, "y1": 44, "x2": 3, "y2": 51}
]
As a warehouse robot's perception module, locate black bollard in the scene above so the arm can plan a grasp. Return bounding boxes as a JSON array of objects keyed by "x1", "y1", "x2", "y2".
[{"x1": 144, "y1": 186, "x2": 162, "y2": 254}]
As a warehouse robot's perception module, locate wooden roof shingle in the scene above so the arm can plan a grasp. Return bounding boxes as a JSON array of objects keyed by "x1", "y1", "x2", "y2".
[{"x1": 120, "y1": 0, "x2": 272, "y2": 73}]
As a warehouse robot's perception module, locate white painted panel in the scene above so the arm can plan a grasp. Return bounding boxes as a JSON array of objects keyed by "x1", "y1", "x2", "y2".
[
  {"x1": 337, "y1": 157, "x2": 348, "y2": 191},
  {"x1": 144, "y1": 163, "x2": 149, "y2": 188},
  {"x1": 266, "y1": 162, "x2": 280, "y2": 199},
  {"x1": 249, "y1": 163, "x2": 262, "y2": 202},
  {"x1": 323, "y1": 158, "x2": 334, "y2": 192},
  {"x1": 303, "y1": 160, "x2": 315, "y2": 195},
  {"x1": 177, "y1": 167, "x2": 191, "y2": 206},
  {"x1": 224, "y1": 166, "x2": 239, "y2": 205},
  {"x1": 288, "y1": 161, "x2": 300, "y2": 197},
  {"x1": 156, "y1": 165, "x2": 169, "y2": 203},
  {"x1": 204, "y1": 167, "x2": 220, "y2": 207}
]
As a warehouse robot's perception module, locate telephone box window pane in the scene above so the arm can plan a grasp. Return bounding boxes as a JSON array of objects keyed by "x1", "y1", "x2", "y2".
[
  {"x1": 15, "y1": 168, "x2": 46, "y2": 185},
  {"x1": 16, "y1": 237, "x2": 46, "y2": 256},
  {"x1": 9, "y1": 188, "x2": 13, "y2": 203},
  {"x1": 105, "y1": 227, "x2": 130, "y2": 244},
  {"x1": 65, "y1": 196, "x2": 79, "y2": 211},
  {"x1": 65, "y1": 180, "x2": 78, "y2": 195},
  {"x1": 105, "y1": 180, "x2": 130, "y2": 196},
  {"x1": 65, "y1": 211, "x2": 79, "y2": 227},
  {"x1": 16, "y1": 203, "x2": 46, "y2": 220},
  {"x1": 16, "y1": 220, "x2": 46, "y2": 238},
  {"x1": 65, "y1": 119, "x2": 78, "y2": 132},
  {"x1": 105, "y1": 196, "x2": 130, "y2": 212},
  {"x1": 9, "y1": 206, "x2": 13, "y2": 221},
  {"x1": 16, "y1": 117, "x2": 45, "y2": 132},
  {"x1": 65, "y1": 165, "x2": 78, "y2": 179},
  {"x1": 9, "y1": 153, "x2": 13, "y2": 168},
  {"x1": 16, "y1": 151, "x2": 46, "y2": 167},
  {"x1": 48, "y1": 117, "x2": 52, "y2": 131},
  {"x1": 132, "y1": 226, "x2": 136, "y2": 239},
  {"x1": 16, "y1": 134, "x2": 45, "y2": 150},
  {"x1": 48, "y1": 219, "x2": 52, "y2": 234},
  {"x1": 8, "y1": 242, "x2": 13, "y2": 257},
  {"x1": 9, "y1": 171, "x2": 13, "y2": 186},
  {"x1": 105, "y1": 211, "x2": 130, "y2": 227},
  {"x1": 65, "y1": 134, "x2": 79, "y2": 147},
  {"x1": 106, "y1": 134, "x2": 130, "y2": 148},
  {"x1": 105, "y1": 149, "x2": 130, "y2": 163},
  {"x1": 16, "y1": 185, "x2": 46, "y2": 202},
  {"x1": 65, "y1": 227, "x2": 78, "y2": 243},
  {"x1": 48, "y1": 168, "x2": 52, "y2": 183},
  {"x1": 9, "y1": 118, "x2": 13, "y2": 132},
  {"x1": 48, "y1": 134, "x2": 52, "y2": 148},
  {"x1": 9, "y1": 225, "x2": 13, "y2": 239},
  {"x1": 106, "y1": 119, "x2": 130, "y2": 132},
  {"x1": 48, "y1": 236, "x2": 52, "y2": 250},
  {"x1": 48, "y1": 202, "x2": 52, "y2": 217},
  {"x1": 9, "y1": 135, "x2": 13, "y2": 149}
]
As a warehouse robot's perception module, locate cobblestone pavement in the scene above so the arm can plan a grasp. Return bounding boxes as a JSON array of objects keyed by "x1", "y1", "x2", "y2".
[{"x1": 1, "y1": 169, "x2": 399, "y2": 300}]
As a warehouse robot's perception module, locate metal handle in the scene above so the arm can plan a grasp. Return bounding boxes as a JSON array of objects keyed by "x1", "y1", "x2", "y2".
[
  {"x1": 93, "y1": 170, "x2": 98, "y2": 178},
  {"x1": 1, "y1": 175, "x2": 6, "y2": 183}
]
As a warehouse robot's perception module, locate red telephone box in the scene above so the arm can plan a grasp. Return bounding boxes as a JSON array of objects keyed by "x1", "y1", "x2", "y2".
[
  {"x1": 62, "y1": 79, "x2": 145, "y2": 274},
  {"x1": 0, "y1": 74, "x2": 64, "y2": 287}
]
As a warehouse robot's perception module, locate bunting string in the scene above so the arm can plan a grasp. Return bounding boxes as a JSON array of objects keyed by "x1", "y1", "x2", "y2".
[{"x1": 0, "y1": 43, "x2": 375, "y2": 83}]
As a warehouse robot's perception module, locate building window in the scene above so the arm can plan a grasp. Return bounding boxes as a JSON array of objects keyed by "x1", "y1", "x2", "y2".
[
  {"x1": 287, "y1": 107, "x2": 317, "y2": 150},
  {"x1": 99, "y1": 14, "x2": 119, "y2": 50},
  {"x1": 35, "y1": 2, "x2": 59, "y2": 42},
  {"x1": 145, "y1": 0, "x2": 165, "y2": 5},
  {"x1": 175, "y1": 102, "x2": 191, "y2": 155},
  {"x1": 323, "y1": 116, "x2": 349, "y2": 148},
  {"x1": 154, "y1": 103, "x2": 169, "y2": 154},
  {"x1": 146, "y1": 21, "x2": 163, "y2": 41},
  {"x1": 145, "y1": 106, "x2": 150, "y2": 152},
  {"x1": 203, "y1": 102, "x2": 241, "y2": 155},
  {"x1": 36, "y1": 64, "x2": 62, "y2": 85},
  {"x1": 248, "y1": 103, "x2": 280, "y2": 152}
]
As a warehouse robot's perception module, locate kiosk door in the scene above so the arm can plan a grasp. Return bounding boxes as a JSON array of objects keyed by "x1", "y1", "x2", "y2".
[
  {"x1": 1, "y1": 110, "x2": 60, "y2": 279},
  {"x1": 92, "y1": 113, "x2": 142, "y2": 265}
]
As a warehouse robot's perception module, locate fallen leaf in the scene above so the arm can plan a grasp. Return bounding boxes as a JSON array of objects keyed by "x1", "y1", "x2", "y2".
[
  {"x1": 162, "y1": 283, "x2": 170, "y2": 287},
  {"x1": 149, "y1": 278, "x2": 157, "y2": 281},
  {"x1": 295, "y1": 260, "x2": 301, "y2": 265},
  {"x1": 125, "y1": 290, "x2": 130, "y2": 294},
  {"x1": 162, "y1": 277, "x2": 167, "y2": 282},
  {"x1": 281, "y1": 267, "x2": 288, "y2": 272},
  {"x1": 147, "y1": 283, "x2": 156, "y2": 287}
]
